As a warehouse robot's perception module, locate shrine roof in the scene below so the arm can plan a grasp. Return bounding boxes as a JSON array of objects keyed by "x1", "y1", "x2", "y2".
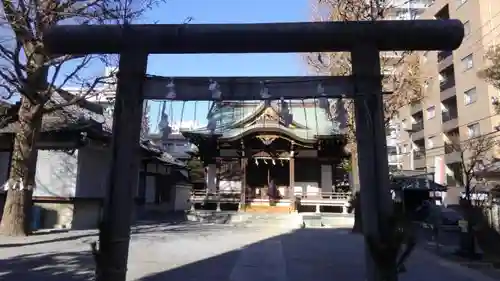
[
  {"x1": 181, "y1": 99, "x2": 347, "y2": 142},
  {"x1": 0, "y1": 97, "x2": 186, "y2": 169}
]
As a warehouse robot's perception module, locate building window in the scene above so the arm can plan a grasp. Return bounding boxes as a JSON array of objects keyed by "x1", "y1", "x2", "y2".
[
  {"x1": 464, "y1": 87, "x2": 477, "y2": 105},
  {"x1": 463, "y1": 21, "x2": 471, "y2": 37},
  {"x1": 427, "y1": 136, "x2": 435, "y2": 149},
  {"x1": 426, "y1": 106, "x2": 436, "y2": 120},
  {"x1": 456, "y1": 0, "x2": 467, "y2": 7},
  {"x1": 462, "y1": 54, "x2": 474, "y2": 71},
  {"x1": 467, "y1": 123, "x2": 480, "y2": 138}
]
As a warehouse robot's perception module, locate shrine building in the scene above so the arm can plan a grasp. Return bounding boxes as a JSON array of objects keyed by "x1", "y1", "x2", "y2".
[{"x1": 182, "y1": 98, "x2": 352, "y2": 213}]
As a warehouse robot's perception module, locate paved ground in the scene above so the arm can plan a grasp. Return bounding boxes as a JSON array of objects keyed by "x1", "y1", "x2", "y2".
[{"x1": 0, "y1": 221, "x2": 497, "y2": 281}]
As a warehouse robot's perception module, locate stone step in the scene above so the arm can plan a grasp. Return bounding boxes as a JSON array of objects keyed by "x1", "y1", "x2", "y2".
[
  {"x1": 243, "y1": 205, "x2": 291, "y2": 214},
  {"x1": 300, "y1": 213, "x2": 354, "y2": 228}
]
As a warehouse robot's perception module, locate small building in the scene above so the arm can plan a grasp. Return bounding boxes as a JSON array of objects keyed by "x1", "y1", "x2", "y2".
[
  {"x1": 148, "y1": 132, "x2": 192, "y2": 161},
  {"x1": 0, "y1": 101, "x2": 189, "y2": 230},
  {"x1": 390, "y1": 170, "x2": 447, "y2": 212}
]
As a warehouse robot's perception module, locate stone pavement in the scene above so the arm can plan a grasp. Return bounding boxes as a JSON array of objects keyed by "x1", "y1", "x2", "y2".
[{"x1": 0, "y1": 221, "x2": 497, "y2": 281}]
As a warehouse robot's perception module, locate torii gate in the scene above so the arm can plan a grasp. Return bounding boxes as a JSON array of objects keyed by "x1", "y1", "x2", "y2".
[{"x1": 44, "y1": 20, "x2": 463, "y2": 281}]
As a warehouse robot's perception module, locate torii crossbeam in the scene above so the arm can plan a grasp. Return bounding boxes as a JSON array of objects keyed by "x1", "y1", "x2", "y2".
[{"x1": 43, "y1": 19, "x2": 464, "y2": 281}]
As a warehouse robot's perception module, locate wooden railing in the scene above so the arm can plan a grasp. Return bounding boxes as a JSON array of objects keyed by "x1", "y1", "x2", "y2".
[
  {"x1": 294, "y1": 191, "x2": 351, "y2": 201},
  {"x1": 191, "y1": 190, "x2": 351, "y2": 203}
]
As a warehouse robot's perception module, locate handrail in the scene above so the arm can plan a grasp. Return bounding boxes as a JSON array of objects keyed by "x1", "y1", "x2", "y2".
[
  {"x1": 191, "y1": 190, "x2": 351, "y2": 201},
  {"x1": 294, "y1": 191, "x2": 351, "y2": 200}
]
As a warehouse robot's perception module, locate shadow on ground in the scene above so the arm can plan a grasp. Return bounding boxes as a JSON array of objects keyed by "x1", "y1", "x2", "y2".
[
  {"x1": 1, "y1": 224, "x2": 493, "y2": 281},
  {"x1": 0, "y1": 251, "x2": 96, "y2": 280},
  {"x1": 136, "y1": 227, "x2": 360, "y2": 281},
  {"x1": 0, "y1": 227, "x2": 356, "y2": 281}
]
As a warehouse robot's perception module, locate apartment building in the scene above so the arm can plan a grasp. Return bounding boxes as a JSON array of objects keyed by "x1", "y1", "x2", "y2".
[
  {"x1": 396, "y1": 0, "x2": 500, "y2": 200},
  {"x1": 384, "y1": 0, "x2": 434, "y2": 171}
]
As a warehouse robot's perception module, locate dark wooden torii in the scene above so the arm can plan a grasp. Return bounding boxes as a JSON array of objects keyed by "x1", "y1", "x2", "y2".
[{"x1": 43, "y1": 20, "x2": 464, "y2": 281}]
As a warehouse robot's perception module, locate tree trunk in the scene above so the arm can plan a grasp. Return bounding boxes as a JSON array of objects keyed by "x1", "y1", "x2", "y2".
[{"x1": 0, "y1": 98, "x2": 42, "y2": 236}]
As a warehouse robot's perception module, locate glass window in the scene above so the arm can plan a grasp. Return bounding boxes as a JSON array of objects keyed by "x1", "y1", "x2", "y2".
[
  {"x1": 426, "y1": 106, "x2": 436, "y2": 119},
  {"x1": 464, "y1": 87, "x2": 477, "y2": 105},
  {"x1": 461, "y1": 54, "x2": 474, "y2": 71},
  {"x1": 457, "y1": 0, "x2": 467, "y2": 7},
  {"x1": 427, "y1": 136, "x2": 435, "y2": 149},
  {"x1": 463, "y1": 21, "x2": 471, "y2": 36},
  {"x1": 467, "y1": 123, "x2": 480, "y2": 138}
]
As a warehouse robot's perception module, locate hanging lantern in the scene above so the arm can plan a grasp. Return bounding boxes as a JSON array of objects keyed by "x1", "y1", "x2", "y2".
[
  {"x1": 166, "y1": 79, "x2": 176, "y2": 99},
  {"x1": 333, "y1": 98, "x2": 348, "y2": 132},
  {"x1": 260, "y1": 81, "x2": 271, "y2": 99},
  {"x1": 317, "y1": 83, "x2": 330, "y2": 117},
  {"x1": 207, "y1": 117, "x2": 217, "y2": 133},
  {"x1": 158, "y1": 113, "x2": 171, "y2": 141},
  {"x1": 317, "y1": 83, "x2": 326, "y2": 96},
  {"x1": 280, "y1": 97, "x2": 293, "y2": 127},
  {"x1": 209, "y1": 79, "x2": 222, "y2": 100}
]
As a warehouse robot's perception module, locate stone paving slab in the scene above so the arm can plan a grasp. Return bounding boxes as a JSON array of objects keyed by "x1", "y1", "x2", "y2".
[
  {"x1": 0, "y1": 221, "x2": 498, "y2": 281},
  {"x1": 229, "y1": 238, "x2": 287, "y2": 281}
]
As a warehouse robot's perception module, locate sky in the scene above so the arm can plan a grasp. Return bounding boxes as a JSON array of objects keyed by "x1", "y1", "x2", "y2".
[{"x1": 143, "y1": 0, "x2": 311, "y2": 132}]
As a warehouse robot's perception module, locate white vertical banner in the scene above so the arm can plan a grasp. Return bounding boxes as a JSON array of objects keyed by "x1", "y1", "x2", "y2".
[
  {"x1": 321, "y1": 164, "x2": 333, "y2": 193},
  {"x1": 434, "y1": 156, "x2": 445, "y2": 185},
  {"x1": 206, "y1": 164, "x2": 217, "y2": 193}
]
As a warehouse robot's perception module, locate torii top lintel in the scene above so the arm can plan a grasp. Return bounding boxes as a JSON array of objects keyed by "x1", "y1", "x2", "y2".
[{"x1": 44, "y1": 20, "x2": 463, "y2": 55}]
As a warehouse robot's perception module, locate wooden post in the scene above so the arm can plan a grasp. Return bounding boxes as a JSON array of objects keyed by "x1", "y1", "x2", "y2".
[
  {"x1": 289, "y1": 153, "x2": 295, "y2": 210},
  {"x1": 240, "y1": 157, "x2": 247, "y2": 211},
  {"x1": 96, "y1": 52, "x2": 148, "y2": 281},
  {"x1": 352, "y1": 46, "x2": 394, "y2": 281}
]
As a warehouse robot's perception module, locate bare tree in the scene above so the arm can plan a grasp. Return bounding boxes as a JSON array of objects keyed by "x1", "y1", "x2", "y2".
[
  {"x1": 449, "y1": 132, "x2": 498, "y2": 257},
  {"x1": 452, "y1": 133, "x2": 498, "y2": 199},
  {"x1": 0, "y1": 0, "x2": 163, "y2": 236},
  {"x1": 307, "y1": 0, "x2": 428, "y2": 234},
  {"x1": 478, "y1": 44, "x2": 500, "y2": 113}
]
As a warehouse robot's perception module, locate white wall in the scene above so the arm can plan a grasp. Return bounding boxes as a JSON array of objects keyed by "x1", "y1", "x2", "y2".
[
  {"x1": 34, "y1": 146, "x2": 111, "y2": 198},
  {"x1": 174, "y1": 184, "x2": 192, "y2": 211},
  {"x1": 35, "y1": 150, "x2": 78, "y2": 197}
]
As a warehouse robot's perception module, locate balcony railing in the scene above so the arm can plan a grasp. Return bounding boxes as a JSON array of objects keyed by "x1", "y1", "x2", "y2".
[
  {"x1": 412, "y1": 122, "x2": 424, "y2": 132},
  {"x1": 413, "y1": 150, "x2": 425, "y2": 160},
  {"x1": 442, "y1": 112, "x2": 458, "y2": 123},
  {"x1": 440, "y1": 80, "x2": 456, "y2": 92},
  {"x1": 410, "y1": 102, "x2": 422, "y2": 113},
  {"x1": 446, "y1": 175, "x2": 458, "y2": 186},
  {"x1": 444, "y1": 143, "x2": 460, "y2": 154},
  {"x1": 388, "y1": 154, "x2": 402, "y2": 164},
  {"x1": 437, "y1": 50, "x2": 452, "y2": 62}
]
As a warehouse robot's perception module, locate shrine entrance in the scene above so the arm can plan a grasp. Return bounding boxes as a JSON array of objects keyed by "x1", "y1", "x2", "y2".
[
  {"x1": 247, "y1": 155, "x2": 290, "y2": 200},
  {"x1": 44, "y1": 19, "x2": 464, "y2": 281}
]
